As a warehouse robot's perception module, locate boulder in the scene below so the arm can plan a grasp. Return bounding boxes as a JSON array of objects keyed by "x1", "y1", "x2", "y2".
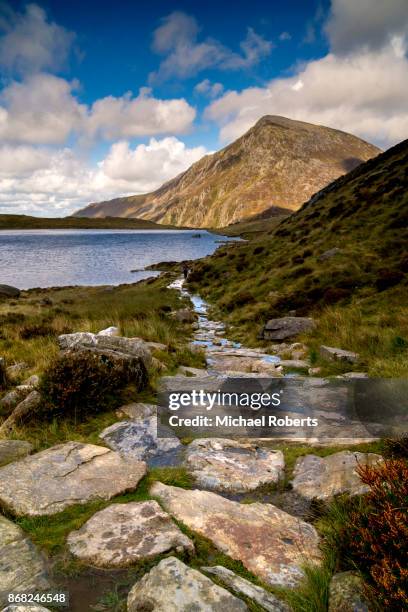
[
  {"x1": 210, "y1": 355, "x2": 281, "y2": 376},
  {"x1": 57, "y1": 332, "x2": 152, "y2": 368},
  {"x1": 262, "y1": 317, "x2": 315, "y2": 341},
  {"x1": 0, "y1": 516, "x2": 51, "y2": 607},
  {"x1": 328, "y1": 571, "x2": 371, "y2": 612},
  {"x1": 0, "y1": 386, "x2": 34, "y2": 412},
  {"x1": 150, "y1": 483, "x2": 321, "y2": 587},
  {"x1": 202, "y1": 566, "x2": 290, "y2": 612},
  {"x1": 173, "y1": 308, "x2": 197, "y2": 323},
  {"x1": 0, "y1": 286, "x2": 20, "y2": 299},
  {"x1": 21, "y1": 375, "x2": 40, "y2": 387},
  {"x1": 291, "y1": 451, "x2": 383, "y2": 501},
  {"x1": 100, "y1": 417, "x2": 183, "y2": 466},
  {"x1": 0, "y1": 440, "x2": 33, "y2": 467},
  {"x1": 97, "y1": 326, "x2": 119, "y2": 336},
  {"x1": 115, "y1": 402, "x2": 156, "y2": 419},
  {"x1": 319, "y1": 346, "x2": 359, "y2": 364},
  {"x1": 127, "y1": 557, "x2": 248, "y2": 612},
  {"x1": 146, "y1": 341, "x2": 168, "y2": 352},
  {"x1": 67, "y1": 501, "x2": 194, "y2": 567},
  {"x1": 0, "y1": 391, "x2": 42, "y2": 436},
  {"x1": 185, "y1": 439, "x2": 284, "y2": 493},
  {"x1": 0, "y1": 442, "x2": 146, "y2": 516}
]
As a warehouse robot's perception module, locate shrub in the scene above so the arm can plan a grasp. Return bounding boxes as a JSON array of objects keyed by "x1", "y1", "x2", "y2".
[
  {"x1": 384, "y1": 435, "x2": 408, "y2": 459},
  {"x1": 40, "y1": 350, "x2": 147, "y2": 420},
  {"x1": 340, "y1": 459, "x2": 408, "y2": 610},
  {"x1": 376, "y1": 269, "x2": 404, "y2": 291}
]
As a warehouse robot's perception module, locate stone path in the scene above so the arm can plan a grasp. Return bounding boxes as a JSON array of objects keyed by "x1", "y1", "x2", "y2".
[{"x1": 67, "y1": 500, "x2": 194, "y2": 567}]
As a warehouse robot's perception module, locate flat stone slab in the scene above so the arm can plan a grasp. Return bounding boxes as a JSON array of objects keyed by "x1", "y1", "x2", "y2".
[
  {"x1": 150, "y1": 483, "x2": 321, "y2": 587},
  {"x1": 0, "y1": 440, "x2": 33, "y2": 467},
  {"x1": 0, "y1": 442, "x2": 146, "y2": 516},
  {"x1": 291, "y1": 451, "x2": 383, "y2": 500},
  {"x1": 68, "y1": 500, "x2": 194, "y2": 567},
  {"x1": 127, "y1": 557, "x2": 248, "y2": 612},
  {"x1": 202, "y1": 566, "x2": 290, "y2": 611},
  {"x1": 185, "y1": 439, "x2": 284, "y2": 493},
  {"x1": 100, "y1": 416, "x2": 183, "y2": 466},
  {"x1": 0, "y1": 516, "x2": 51, "y2": 607}
]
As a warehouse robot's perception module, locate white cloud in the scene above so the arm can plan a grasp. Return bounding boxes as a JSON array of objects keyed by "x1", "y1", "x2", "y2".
[
  {"x1": 0, "y1": 73, "x2": 85, "y2": 144},
  {"x1": 279, "y1": 32, "x2": 291, "y2": 41},
  {"x1": 0, "y1": 138, "x2": 207, "y2": 216},
  {"x1": 86, "y1": 88, "x2": 196, "y2": 139},
  {"x1": 0, "y1": 3, "x2": 74, "y2": 75},
  {"x1": 150, "y1": 11, "x2": 272, "y2": 81},
  {"x1": 325, "y1": 0, "x2": 408, "y2": 55},
  {"x1": 194, "y1": 79, "x2": 224, "y2": 98}
]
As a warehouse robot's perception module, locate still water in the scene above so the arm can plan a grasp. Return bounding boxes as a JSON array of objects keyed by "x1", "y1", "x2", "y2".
[{"x1": 0, "y1": 229, "x2": 231, "y2": 289}]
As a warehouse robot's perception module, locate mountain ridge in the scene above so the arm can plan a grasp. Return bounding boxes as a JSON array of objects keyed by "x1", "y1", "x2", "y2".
[{"x1": 75, "y1": 115, "x2": 381, "y2": 228}]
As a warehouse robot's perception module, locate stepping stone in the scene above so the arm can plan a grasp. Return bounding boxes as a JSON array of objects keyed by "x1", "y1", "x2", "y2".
[
  {"x1": 202, "y1": 566, "x2": 290, "y2": 612},
  {"x1": 127, "y1": 557, "x2": 248, "y2": 612},
  {"x1": 115, "y1": 402, "x2": 156, "y2": 419},
  {"x1": 100, "y1": 416, "x2": 183, "y2": 466},
  {"x1": 185, "y1": 439, "x2": 284, "y2": 493},
  {"x1": 0, "y1": 440, "x2": 33, "y2": 467},
  {"x1": 0, "y1": 516, "x2": 51, "y2": 608},
  {"x1": 291, "y1": 451, "x2": 383, "y2": 501},
  {"x1": 0, "y1": 442, "x2": 146, "y2": 516},
  {"x1": 150, "y1": 483, "x2": 321, "y2": 587},
  {"x1": 68, "y1": 501, "x2": 194, "y2": 567}
]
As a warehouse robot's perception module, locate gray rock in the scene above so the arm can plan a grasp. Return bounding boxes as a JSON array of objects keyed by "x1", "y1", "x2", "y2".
[
  {"x1": 0, "y1": 440, "x2": 33, "y2": 467},
  {"x1": 0, "y1": 516, "x2": 51, "y2": 608},
  {"x1": 186, "y1": 438, "x2": 284, "y2": 493},
  {"x1": 341, "y1": 372, "x2": 369, "y2": 379},
  {"x1": 127, "y1": 557, "x2": 248, "y2": 612},
  {"x1": 68, "y1": 500, "x2": 194, "y2": 567},
  {"x1": 318, "y1": 247, "x2": 341, "y2": 261},
  {"x1": 210, "y1": 355, "x2": 281, "y2": 376},
  {"x1": 320, "y1": 345, "x2": 359, "y2": 364},
  {"x1": 115, "y1": 402, "x2": 156, "y2": 419},
  {"x1": 57, "y1": 332, "x2": 152, "y2": 368},
  {"x1": 21, "y1": 375, "x2": 40, "y2": 387},
  {"x1": 0, "y1": 286, "x2": 20, "y2": 299},
  {"x1": 0, "y1": 386, "x2": 33, "y2": 412},
  {"x1": 262, "y1": 317, "x2": 315, "y2": 341},
  {"x1": 279, "y1": 359, "x2": 310, "y2": 369},
  {"x1": 146, "y1": 341, "x2": 168, "y2": 352},
  {"x1": 202, "y1": 566, "x2": 290, "y2": 612},
  {"x1": 0, "y1": 391, "x2": 42, "y2": 436},
  {"x1": 177, "y1": 366, "x2": 209, "y2": 377},
  {"x1": 173, "y1": 308, "x2": 197, "y2": 323},
  {"x1": 0, "y1": 441, "x2": 146, "y2": 516},
  {"x1": 150, "y1": 483, "x2": 321, "y2": 587},
  {"x1": 329, "y1": 571, "x2": 371, "y2": 612},
  {"x1": 99, "y1": 417, "x2": 183, "y2": 466},
  {"x1": 291, "y1": 451, "x2": 383, "y2": 501},
  {"x1": 97, "y1": 326, "x2": 119, "y2": 336}
]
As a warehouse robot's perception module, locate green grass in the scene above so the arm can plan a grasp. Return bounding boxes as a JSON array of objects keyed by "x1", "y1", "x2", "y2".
[{"x1": 0, "y1": 214, "x2": 178, "y2": 230}]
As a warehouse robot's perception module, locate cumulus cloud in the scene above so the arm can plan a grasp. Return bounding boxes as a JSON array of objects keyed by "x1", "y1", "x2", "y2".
[
  {"x1": 150, "y1": 11, "x2": 272, "y2": 81},
  {"x1": 0, "y1": 3, "x2": 75, "y2": 75},
  {"x1": 325, "y1": 0, "x2": 408, "y2": 55},
  {"x1": 194, "y1": 79, "x2": 224, "y2": 98},
  {"x1": 86, "y1": 88, "x2": 196, "y2": 139},
  {"x1": 0, "y1": 138, "x2": 207, "y2": 216},
  {"x1": 205, "y1": 0, "x2": 408, "y2": 148},
  {"x1": 279, "y1": 32, "x2": 291, "y2": 41}
]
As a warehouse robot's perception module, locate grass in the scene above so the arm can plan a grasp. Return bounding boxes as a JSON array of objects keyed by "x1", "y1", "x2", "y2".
[{"x1": 0, "y1": 214, "x2": 179, "y2": 230}]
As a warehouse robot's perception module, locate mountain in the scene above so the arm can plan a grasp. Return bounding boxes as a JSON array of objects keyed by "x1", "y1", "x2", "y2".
[
  {"x1": 75, "y1": 116, "x2": 380, "y2": 228},
  {"x1": 187, "y1": 140, "x2": 408, "y2": 375}
]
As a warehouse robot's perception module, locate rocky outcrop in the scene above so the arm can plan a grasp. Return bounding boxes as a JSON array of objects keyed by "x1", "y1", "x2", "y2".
[
  {"x1": 202, "y1": 566, "x2": 290, "y2": 612},
  {"x1": 261, "y1": 317, "x2": 316, "y2": 341},
  {"x1": 99, "y1": 417, "x2": 183, "y2": 466},
  {"x1": 320, "y1": 346, "x2": 359, "y2": 364},
  {"x1": 0, "y1": 440, "x2": 33, "y2": 467},
  {"x1": 150, "y1": 482, "x2": 321, "y2": 587},
  {"x1": 127, "y1": 557, "x2": 248, "y2": 611},
  {"x1": 0, "y1": 516, "x2": 51, "y2": 607},
  {"x1": 291, "y1": 451, "x2": 383, "y2": 501},
  {"x1": 185, "y1": 438, "x2": 284, "y2": 493},
  {"x1": 328, "y1": 571, "x2": 371, "y2": 612},
  {"x1": 76, "y1": 115, "x2": 380, "y2": 228},
  {"x1": 57, "y1": 332, "x2": 152, "y2": 368},
  {"x1": 0, "y1": 442, "x2": 146, "y2": 516},
  {"x1": 67, "y1": 501, "x2": 194, "y2": 567}
]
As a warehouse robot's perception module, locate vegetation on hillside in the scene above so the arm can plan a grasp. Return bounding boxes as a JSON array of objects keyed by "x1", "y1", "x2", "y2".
[
  {"x1": 188, "y1": 140, "x2": 408, "y2": 376},
  {"x1": 0, "y1": 214, "x2": 179, "y2": 230}
]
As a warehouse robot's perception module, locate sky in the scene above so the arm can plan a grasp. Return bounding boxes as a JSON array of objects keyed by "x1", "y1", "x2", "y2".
[{"x1": 0, "y1": 0, "x2": 408, "y2": 217}]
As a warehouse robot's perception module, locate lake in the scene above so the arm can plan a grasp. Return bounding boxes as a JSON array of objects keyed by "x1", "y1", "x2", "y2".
[{"x1": 0, "y1": 229, "x2": 232, "y2": 289}]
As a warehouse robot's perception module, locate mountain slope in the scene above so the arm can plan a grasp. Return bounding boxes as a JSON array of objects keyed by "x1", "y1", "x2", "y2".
[
  {"x1": 187, "y1": 140, "x2": 408, "y2": 375},
  {"x1": 75, "y1": 116, "x2": 380, "y2": 228}
]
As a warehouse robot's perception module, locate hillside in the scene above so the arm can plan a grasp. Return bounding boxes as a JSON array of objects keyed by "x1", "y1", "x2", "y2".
[
  {"x1": 216, "y1": 205, "x2": 292, "y2": 237},
  {"x1": 187, "y1": 139, "x2": 408, "y2": 376},
  {"x1": 75, "y1": 116, "x2": 380, "y2": 228},
  {"x1": 0, "y1": 214, "x2": 178, "y2": 231}
]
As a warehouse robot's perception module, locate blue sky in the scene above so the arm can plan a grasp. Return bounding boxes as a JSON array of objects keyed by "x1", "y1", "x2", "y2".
[{"x1": 0, "y1": 0, "x2": 407, "y2": 216}]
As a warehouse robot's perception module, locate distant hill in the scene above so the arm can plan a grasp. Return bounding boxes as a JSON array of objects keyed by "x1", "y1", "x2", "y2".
[
  {"x1": 217, "y1": 205, "x2": 292, "y2": 237},
  {"x1": 75, "y1": 116, "x2": 380, "y2": 228},
  {"x1": 0, "y1": 215, "x2": 178, "y2": 231},
  {"x1": 187, "y1": 140, "x2": 408, "y2": 375}
]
